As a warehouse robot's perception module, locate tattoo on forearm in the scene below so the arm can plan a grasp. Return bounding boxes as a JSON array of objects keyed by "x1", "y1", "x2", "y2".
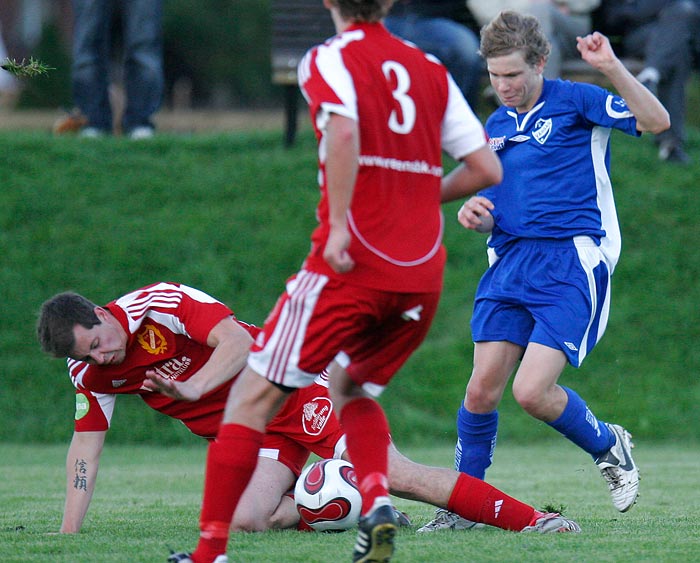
[{"x1": 72, "y1": 458, "x2": 89, "y2": 491}]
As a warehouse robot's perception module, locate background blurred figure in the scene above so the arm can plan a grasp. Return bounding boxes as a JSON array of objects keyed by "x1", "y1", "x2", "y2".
[
  {"x1": 61, "y1": 0, "x2": 164, "y2": 138},
  {"x1": 0, "y1": 22, "x2": 19, "y2": 109},
  {"x1": 385, "y1": 0, "x2": 483, "y2": 109},
  {"x1": 468, "y1": 1, "x2": 601, "y2": 78},
  {"x1": 599, "y1": 0, "x2": 700, "y2": 164}
]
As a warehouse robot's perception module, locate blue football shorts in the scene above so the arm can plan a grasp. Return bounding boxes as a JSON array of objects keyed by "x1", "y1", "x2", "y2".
[{"x1": 470, "y1": 236, "x2": 611, "y2": 367}]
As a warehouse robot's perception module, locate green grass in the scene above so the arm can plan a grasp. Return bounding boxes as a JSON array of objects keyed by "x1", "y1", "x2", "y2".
[
  {"x1": 1, "y1": 442, "x2": 698, "y2": 562},
  {"x1": 1, "y1": 126, "x2": 699, "y2": 446}
]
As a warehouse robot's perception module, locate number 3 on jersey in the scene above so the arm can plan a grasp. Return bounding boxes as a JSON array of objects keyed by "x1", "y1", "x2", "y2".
[{"x1": 383, "y1": 61, "x2": 415, "y2": 134}]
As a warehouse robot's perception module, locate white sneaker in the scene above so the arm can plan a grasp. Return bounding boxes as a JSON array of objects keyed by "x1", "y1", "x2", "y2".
[
  {"x1": 595, "y1": 423, "x2": 640, "y2": 512},
  {"x1": 78, "y1": 127, "x2": 106, "y2": 138},
  {"x1": 416, "y1": 508, "x2": 483, "y2": 533},
  {"x1": 521, "y1": 512, "x2": 581, "y2": 533},
  {"x1": 128, "y1": 126, "x2": 155, "y2": 140}
]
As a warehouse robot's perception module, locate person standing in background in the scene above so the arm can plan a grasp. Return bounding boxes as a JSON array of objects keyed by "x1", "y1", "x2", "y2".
[
  {"x1": 57, "y1": 0, "x2": 164, "y2": 138},
  {"x1": 599, "y1": 0, "x2": 700, "y2": 164},
  {"x1": 0, "y1": 22, "x2": 19, "y2": 108},
  {"x1": 384, "y1": 0, "x2": 484, "y2": 109}
]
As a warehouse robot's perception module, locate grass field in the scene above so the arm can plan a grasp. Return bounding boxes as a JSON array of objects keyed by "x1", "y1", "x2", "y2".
[
  {"x1": 1, "y1": 441, "x2": 698, "y2": 562},
  {"x1": 1, "y1": 123, "x2": 699, "y2": 560}
]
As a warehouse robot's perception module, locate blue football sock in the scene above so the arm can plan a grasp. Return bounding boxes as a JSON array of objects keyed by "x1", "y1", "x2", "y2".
[
  {"x1": 454, "y1": 405, "x2": 498, "y2": 480},
  {"x1": 547, "y1": 387, "x2": 614, "y2": 459}
]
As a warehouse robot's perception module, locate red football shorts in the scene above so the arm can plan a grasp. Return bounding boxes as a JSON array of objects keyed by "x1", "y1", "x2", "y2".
[
  {"x1": 261, "y1": 379, "x2": 346, "y2": 476},
  {"x1": 248, "y1": 269, "x2": 440, "y2": 395}
]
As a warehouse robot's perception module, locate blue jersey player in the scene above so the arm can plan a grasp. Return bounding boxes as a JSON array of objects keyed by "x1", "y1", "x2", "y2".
[{"x1": 420, "y1": 11, "x2": 670, "y2": 532}]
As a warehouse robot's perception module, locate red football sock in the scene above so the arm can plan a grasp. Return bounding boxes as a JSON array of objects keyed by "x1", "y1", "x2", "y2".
[
  {"x1": 339, "y1": 397, "x2": 390, "y2": 514},
  {"x1": 447, "y1": 473, "x2": 536, "y2": 531},
  {"x1": 191, "y1": 423, "x2": 263, "y2": 563}
]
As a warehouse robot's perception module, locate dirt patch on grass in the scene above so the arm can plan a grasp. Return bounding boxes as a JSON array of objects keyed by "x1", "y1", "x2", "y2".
[{"x1": 0, "y1": 108, "x2": 304, "y2": 135}]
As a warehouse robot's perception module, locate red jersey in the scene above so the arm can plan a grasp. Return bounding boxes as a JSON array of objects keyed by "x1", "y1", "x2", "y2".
[
  {"x1": 68, "y1": 283, "x2": 346, "y2": 475},
  {"x1": 69, "y1": 282, "x2": 252, "y2": 438},
  {"x1": 298, "y1": 22, "x2": 486, "y2": 292}
]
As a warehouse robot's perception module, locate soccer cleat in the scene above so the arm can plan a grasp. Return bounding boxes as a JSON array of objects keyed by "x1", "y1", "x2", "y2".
[
  {"x1": 416, "y1": 508, "x2": 483, "y2": 533},
  {"x1": 166, "y1": 552, "x2": 228, "y2": 563},
  {"x1": 353, "y1": 502, "x2": 398, "y2": 563},
  {"x1": 521, "y1": 512, "x2": 581, "y2": 533},
  {"x1": 392, "y1": 507, "x2": 412, "y2": 527},
  {"x1": 166, "y1": 552, "x2": 193, "y2": 563},
  {"x1": 595, "y1": 423, "x2": 640, "y2": 512}
]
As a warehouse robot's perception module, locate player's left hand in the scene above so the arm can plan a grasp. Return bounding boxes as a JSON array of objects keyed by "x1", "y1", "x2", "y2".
[
  {"x1": 324, "y1": 225, "x2": 355, "y2": 273},
  {"x1": 576, "y1": 32, "x2": 617, "y2": 71},
  {"x1": 142, "y1": 370, "x2": 202, "y2": 401}
]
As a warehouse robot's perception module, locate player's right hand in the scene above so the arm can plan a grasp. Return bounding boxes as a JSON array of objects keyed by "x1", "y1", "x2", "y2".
[
  {"x1": 323, "y1": 226, "x2": 355, "y2": 273},
  {"x1": 142, "y1": 370, "x2": 202, "y2": 402}
]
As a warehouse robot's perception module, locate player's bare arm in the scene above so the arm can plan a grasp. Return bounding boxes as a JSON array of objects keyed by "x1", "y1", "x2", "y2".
[
  {"x1": 576, "y1": 32, "x2": 670, "y2": 134},
  {"x1": 322, "y1": 113, "x2": 358, "y2": 274},
  {"x1": 143, "y1": 317, "x2": 253, "y2": 401},
  {"x1": 440, "y1": 144, "x2": 502, "y2": 203},
  {"x1": 458, "y1": 196, "x2": 495, "y2": 233},
  {"x1": 60, "y1": 430, "x2": 106, "y2": 533}
]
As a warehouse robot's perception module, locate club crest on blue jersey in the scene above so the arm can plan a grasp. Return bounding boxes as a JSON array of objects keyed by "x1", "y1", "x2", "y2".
[{"x1": 532, "y1": 118, "x2": 553, "y2": 145}]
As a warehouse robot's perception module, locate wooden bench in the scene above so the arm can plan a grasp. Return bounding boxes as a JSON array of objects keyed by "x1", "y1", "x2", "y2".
[
  {"x1": 270, "y1": 0, "x2": 335, "y2": 146},
  {"x1": 560, "y1": 58, "x2": 644, "y2": 84}
]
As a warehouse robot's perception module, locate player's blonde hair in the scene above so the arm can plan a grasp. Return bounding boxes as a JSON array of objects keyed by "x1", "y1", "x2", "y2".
[{"x1": 479, "y1": 10, "x2": 551, "y2": 67}]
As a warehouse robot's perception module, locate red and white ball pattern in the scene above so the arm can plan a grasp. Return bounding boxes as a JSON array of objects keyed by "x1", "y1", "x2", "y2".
[{"x1": 294, "y1": 458, "x2": 362, "y2": 531}]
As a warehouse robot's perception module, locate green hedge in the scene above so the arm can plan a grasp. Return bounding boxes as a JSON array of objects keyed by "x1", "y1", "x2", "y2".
[{"x1": 1, "y1": 128, "x2": 698, "y2": 445}]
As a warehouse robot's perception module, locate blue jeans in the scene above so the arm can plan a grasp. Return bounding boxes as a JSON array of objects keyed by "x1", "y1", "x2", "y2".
[
  {"x1": 384, "y1": 14, "x2": 483, "y2": 109},
  {"x1": 71, "y1": 0, "x2": 163, "y2": 133}
]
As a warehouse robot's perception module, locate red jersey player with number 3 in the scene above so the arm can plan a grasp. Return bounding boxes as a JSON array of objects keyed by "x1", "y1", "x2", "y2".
[{"x1": 153, "y1": 1, "x2": 502, "y2": 562}]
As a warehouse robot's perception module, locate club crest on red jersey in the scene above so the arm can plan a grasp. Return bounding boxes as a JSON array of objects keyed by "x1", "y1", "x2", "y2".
[
  {"x1": 136, "y1": 324, "x2": 167, "y2": 355},
  {"x1": 302, "y1": 397, "x2": 333, "y2": 436}
]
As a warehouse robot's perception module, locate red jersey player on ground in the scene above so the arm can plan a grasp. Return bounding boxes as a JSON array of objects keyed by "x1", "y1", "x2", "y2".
[
  {"x1": 147, "y1": 0, "x2": 504, "y2": 561},
  {"x1": 37, "y1": 282, "x2": 579, "y2": 538}
]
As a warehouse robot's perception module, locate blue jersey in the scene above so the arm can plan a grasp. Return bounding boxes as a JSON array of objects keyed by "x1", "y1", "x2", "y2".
[{"x1": 482, "y1": 79, "x2": 639, "y2": 270}]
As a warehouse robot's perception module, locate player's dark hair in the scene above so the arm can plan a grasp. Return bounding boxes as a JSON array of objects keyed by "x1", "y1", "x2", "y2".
[
  {"x1": 334, "y1": 0, "x2": 394, "y2": 22},
  {"x1": 479, "y1": 10, "x2": 551, "y2": 67},
  {"x1": 37, "y1": 292, "x2": 101, "y2": 357}
]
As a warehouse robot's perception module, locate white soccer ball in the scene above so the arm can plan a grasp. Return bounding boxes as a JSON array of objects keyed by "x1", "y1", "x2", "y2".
[{"x1": 294, "y1": 458, "x2": 362, "y2": 532}]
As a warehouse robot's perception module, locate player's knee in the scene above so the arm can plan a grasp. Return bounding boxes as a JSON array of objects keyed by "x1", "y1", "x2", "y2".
[
  {"x1": 231, "y1": 512, "x2": 270, "y2": 533},
  {"x1": 465, "y1": 380, "x2": 501, "y2": 411},
  {"x1": 512, "y1": 382, "x2": 547, "y2": 417}
]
